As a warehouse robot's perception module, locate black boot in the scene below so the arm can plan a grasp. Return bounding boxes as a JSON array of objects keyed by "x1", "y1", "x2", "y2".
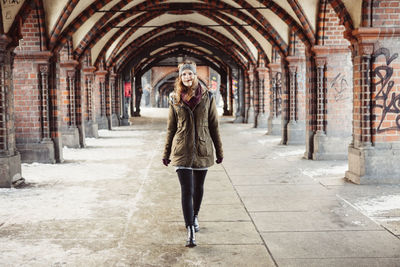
[
  {"x1": 186, "y1": 225, "x2": 197, "y2": 247},
  {"x1": 194, "y1": 215, "x2": 200, "y2": 232}
]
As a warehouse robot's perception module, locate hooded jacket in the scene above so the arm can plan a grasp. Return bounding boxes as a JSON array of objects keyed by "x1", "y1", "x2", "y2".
[{"x1": 163, "y1": 86, "x2": 223, "y2": 168}]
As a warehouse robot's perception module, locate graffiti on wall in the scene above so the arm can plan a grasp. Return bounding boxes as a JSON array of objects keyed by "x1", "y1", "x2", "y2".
[
  {"x1": 372, "y1": 47, "x2": 400, "y2": 132},
  {"x1": 330, "y1": 73, "x2": 350, "y2": 102}
]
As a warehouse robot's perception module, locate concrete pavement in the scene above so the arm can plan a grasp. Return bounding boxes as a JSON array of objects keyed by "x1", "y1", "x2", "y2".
[{"x1": 0, "y1": 107, "x2": 399, "y2": 266}]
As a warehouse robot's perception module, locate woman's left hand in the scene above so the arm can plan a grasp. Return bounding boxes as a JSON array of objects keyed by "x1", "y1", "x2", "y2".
[{"x1": 216, "y1": 158, "x2": 223, "y2": 164}]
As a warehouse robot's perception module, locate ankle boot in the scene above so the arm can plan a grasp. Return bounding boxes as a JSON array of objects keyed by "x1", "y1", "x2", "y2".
[
  {"x1": 186, "y1": 225, "x2": 197, "y2": 247},
  {"x1": 194, "y1": 215, "x2": 200, "y2": 232}
]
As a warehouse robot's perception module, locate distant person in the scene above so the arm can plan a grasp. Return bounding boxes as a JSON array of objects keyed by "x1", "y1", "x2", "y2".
[{"x1": 162, "y1": 61, "x2": 223, "y2": 247}]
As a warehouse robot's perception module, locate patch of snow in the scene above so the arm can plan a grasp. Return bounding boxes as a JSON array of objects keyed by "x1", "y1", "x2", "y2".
[
  {"x1": 301, "y1": 164, "x2": 348, "y2": 178},
  {"x1": 354, "y1": 195, "x2": 400, "y2": 217},
  {"x1": 0, "y1": 186, "x2": 99, "y2": 224},
  {"x1": 275, "y1": 149, "x2": 305, "y2": 157}
]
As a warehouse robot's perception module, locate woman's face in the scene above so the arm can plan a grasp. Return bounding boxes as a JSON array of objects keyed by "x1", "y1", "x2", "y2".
[{"x1": 181, "y1": 69, "x2": 195, "y2": 87}]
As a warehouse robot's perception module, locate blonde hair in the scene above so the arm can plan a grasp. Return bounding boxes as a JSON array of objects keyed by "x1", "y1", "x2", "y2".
[{"x1": 174, "y1": 61, "x2": 199, "y2": 103}]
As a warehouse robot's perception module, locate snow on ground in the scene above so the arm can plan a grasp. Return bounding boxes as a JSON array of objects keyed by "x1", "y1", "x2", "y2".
[
  {"x1": 354, "y1": 195, "x2": 400, "y2": 217},
  {"x1": 0, "y1": 128, "x2": 145, "y2": 225},
  {"x1": 301, "y1": 164, "x2": 348, "y2": 178}
]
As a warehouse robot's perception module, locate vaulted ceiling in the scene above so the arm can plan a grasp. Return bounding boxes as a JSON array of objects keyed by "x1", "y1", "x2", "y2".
[{"x1": 1, "y1": 0, "x2": 362, "y2": 73}]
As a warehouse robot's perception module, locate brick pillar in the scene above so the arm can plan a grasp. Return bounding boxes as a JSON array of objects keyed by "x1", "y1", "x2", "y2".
[
  {"x1": 255, "y1": 66, "x2": 269, "y2": 128},
  {"x1": 82, "y1": 65, "x2": 98, "y2": 138},
  {"x1": 0, "y1": 35, "x2": 21, "y2": 187},
  {"x1": 245, "y1": 66, "x2": 255, "y2": 123},
  {"x1": 267, "y1": 63, "x2": 282, "y2": 135},
  {"x1": 109, "y1": 70, "x2": 119, "y2": 127},
  {"x1": 95, "y1": 68, "x2": 108, "y2": 129},
  {"x1": 58, "y1": 51, "x2": 80, "y2": 148},
  {"x1": 312, "y1": 46, "x2": 353, "y2": 160},
  {"x1": 346, "y1": 28, "x2": 400, "y2": 184},
  {"x1": 13, "y1": 50, "x2": 56, "y2": 163},
  {"x1": 286, "y1": 56, "x2": 306, "y2": 145}
]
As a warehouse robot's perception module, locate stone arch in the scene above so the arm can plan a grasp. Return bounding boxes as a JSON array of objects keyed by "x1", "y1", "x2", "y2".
[{"x1": 114, "y1": 30, "x2": 248, "y2": 73}]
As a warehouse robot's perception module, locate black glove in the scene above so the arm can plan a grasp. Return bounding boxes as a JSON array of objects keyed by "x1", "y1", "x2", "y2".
[
  {"x1": 216, "y1": 158, "x2": 223, "y2": 164},
  {"x1": 162, "y1": 158, "x2": 171, "y2": 166}
]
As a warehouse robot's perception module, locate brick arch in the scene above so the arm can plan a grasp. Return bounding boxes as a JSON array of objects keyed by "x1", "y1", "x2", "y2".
[
  {"x1": 88, "y1": 9, "x2": 263, "y2": 68},
  {"x1": 327, "y1": 0, "x2": 355, "y2": 41},
  {"x1": 257, "y1": 0, "x2": 314, "y2": 47},
  {"x1": 86, "y1": 11, "x2": 163, "y2": 64},
  {"x1": 102, "y1": 21, "x2": 254, "y2": 69},
  {"x1": 114, "y1": 30, "x2": 247, "y2": 73},
  {"x1": 54, "y1": 1, "x2": 289, "y2": 59},
  {"x1": 317, "y1": 0, "x2": 353, "y2": 46},
  {"x1": 49, "y1": 0, "x2": 138, "y2": 50},
  {"x1": 153, "y1": 71, "x2": 177, "y2": 93},
  {"x1": 135, "y1": 46, "x2": 228, "y2": 78},
  {"x1": 117, "y1": 34, "x2": 238, "y2": 74},
  {"x1": 48, "y1": 0, "x2": 79, "y2": 48},
  {"x1": 76, "y1": 2, "x2": 277, "y2": 65},
  {"x1": 204, "y1": 11, "x2": 267, "y2": 64},
  {"x1": 111, "y1": 27, "x2": 249, "y2": 71},
  {"x1": 6, "y1": 0, "x2": 46, "y2": 48}
]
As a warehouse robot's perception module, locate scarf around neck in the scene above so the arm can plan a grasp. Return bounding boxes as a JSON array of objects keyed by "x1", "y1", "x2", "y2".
[{"x1": 181, "y1": 85, "x2": 202, "y2": 110}]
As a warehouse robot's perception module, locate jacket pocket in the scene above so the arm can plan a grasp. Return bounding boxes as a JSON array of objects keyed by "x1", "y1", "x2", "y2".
[
  {"x1": 197, "y1": 136, "x2": 210, "y2": 157},
  {"x1": 173, "y1": 137, "x2": 185, "y2": 156}
]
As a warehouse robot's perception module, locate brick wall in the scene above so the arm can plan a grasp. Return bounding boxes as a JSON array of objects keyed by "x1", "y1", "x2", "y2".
[
  {"x1": 372, "y1": 0, "x2": 400, "y2": 27},
  {"x1": 371, "y1": 38, "x2": 400, "y2": 143},
  {"x1": 13, "y1": 8, "x2": 42, "y2": 144},
  {"x1": 325, "y1": 51, "x2": 353, "y2": 136},
  {"x1": 318, "y1": 1, "x2": 350, "y2": 46}
]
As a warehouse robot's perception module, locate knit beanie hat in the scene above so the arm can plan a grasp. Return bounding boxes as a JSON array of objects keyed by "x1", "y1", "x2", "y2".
[{"x1": 179, "y1": 63, "x2": 197, "y2": 76}]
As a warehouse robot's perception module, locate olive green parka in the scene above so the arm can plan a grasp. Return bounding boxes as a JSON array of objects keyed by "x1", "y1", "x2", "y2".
[{"x1": 163, "y1": 86, "x2": 223, "y2": 168}]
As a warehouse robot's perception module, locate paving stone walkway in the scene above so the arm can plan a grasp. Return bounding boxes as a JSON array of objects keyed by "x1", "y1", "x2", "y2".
[{"x1": 0, "y1": 108, "x2": 399, "y2": 266}]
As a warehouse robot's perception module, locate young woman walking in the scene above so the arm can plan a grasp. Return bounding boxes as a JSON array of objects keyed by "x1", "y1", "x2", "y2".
[{"x1": 162, "y1": 61, "x2": 223, "y2": 247}]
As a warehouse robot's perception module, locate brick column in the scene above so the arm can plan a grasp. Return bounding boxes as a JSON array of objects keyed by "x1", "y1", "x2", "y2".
[
  {"x1": 82, "y1": 65, "x2": 98, "y2": 138},
  {"x1": 95, "y1": 69, "x2": 108, "y2": 129},
  {"x1": 245, "y1": 67, "x2": 255, "y2": 123},
  {"x1": 312, "y1": 46, "x2": 353, "y2": 160},
  {"x1": 59, "y1": 56, "x2": 80, "y2": 148},
  {"x1": 286, "y1": 56, "x2": 306, "y2": 145},
  {"x1": 13, "y1": 50, "x2": 56, "y2": 163},
  {"x1": 346, "y1": 28, "x2": 400, "y2": 184},
  {"x1": 109, "y1": 70, "x2": 119, "y2": 128},
  {"x1": 0, "y1": 35, "x2": 21, "y2": 187},
  {"x1": 267, "y1": 63, "x2": 282, "y2": 135},
  {"x1": 255, "y1": 66, "x2": 269, "y2": 128}
]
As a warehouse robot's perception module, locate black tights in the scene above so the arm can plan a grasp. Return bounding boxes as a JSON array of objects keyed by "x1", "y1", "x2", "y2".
[{"x1": 176, "y1": 169, "x2": 207, "y2": 227}]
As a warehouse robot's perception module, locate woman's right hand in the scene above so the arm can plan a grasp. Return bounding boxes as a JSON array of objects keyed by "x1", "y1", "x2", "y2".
[{"x1": 162, "y1": 158, "x2": 171, "y2": 166}]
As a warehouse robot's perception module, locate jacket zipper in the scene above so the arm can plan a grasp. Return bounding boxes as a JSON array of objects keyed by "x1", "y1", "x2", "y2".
[{"x1": 181, "y1": 104, "x2": 197, "y2": 166}]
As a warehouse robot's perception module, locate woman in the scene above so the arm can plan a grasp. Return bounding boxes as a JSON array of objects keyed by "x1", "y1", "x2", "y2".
[{"x1": 162, "y1": 61, "x2": 223, "y2": 248}]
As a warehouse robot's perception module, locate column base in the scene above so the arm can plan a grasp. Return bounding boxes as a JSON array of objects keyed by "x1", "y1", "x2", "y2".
[
  {"x1": 287, "y1": 121, "x2": 306, "y2": 145},
  {"x1": 107, "y1": 115, "x2": 113, "y2": 130},
  {"x1": 267, "y1": 116, "x2": 282, "y2": 135},
  {"x1": 62, "y1": 127, "x2": 80, "y2": 148},
  {"x1": 85, "y1": 120, "x2": 99, "y2": 138},
  {"x1": 346, "y1": 144, "x2": 400, "y2": 184},
  {"x1": 255, "y1": 113, "x2": 268, "y2": 128},
  {"x1": 17, "y1": 140, "x2": 55, "y2": 163},
  {"x1": 112, "y1": 114, "x2": 120, "y2": 127},
  {"x1": 246, "y1": 107, "x2": 254, "y2": 124},
  {"x1": 97, "y1": 116, "x2": 108, "y2": 130},
  {"x1": 0, "y1": 153, "x2": 21, "y2": 188},
  {"x1": 233, "y1": 115, "x2": 244, "y2": 123},
  {"x1": 121, "y1": 117, "x2": 130, "y2": 126},
  {"x1": 312, "y1": 132, "x2": 351, "y2": 160}
]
